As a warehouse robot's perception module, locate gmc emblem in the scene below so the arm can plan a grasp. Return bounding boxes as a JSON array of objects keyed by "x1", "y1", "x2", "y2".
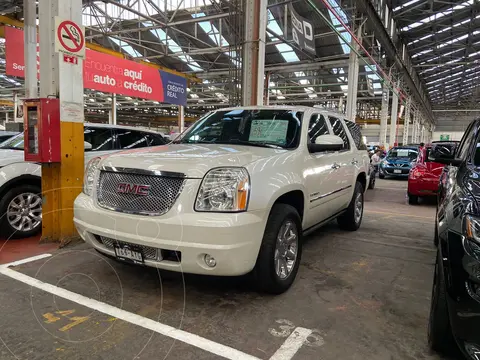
[{"x1": 117, "y1": 183, "x2": 151, "y2": 196}]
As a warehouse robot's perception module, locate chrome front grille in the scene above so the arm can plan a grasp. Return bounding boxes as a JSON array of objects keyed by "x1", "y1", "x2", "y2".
[
  {"x1": 100, "y1": 236, "x2": 158, "y2": 260},
  {"x1": 96, "y1": 168, "x2": 185, "y2": 216}
]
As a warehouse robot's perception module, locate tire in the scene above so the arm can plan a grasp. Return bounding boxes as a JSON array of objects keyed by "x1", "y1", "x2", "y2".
[
  {"x1": 379, "y1": 173, "x2": 385, "y2": 179},
  {"x1": 0, "y1": 184, "x2": 42, "y2": 239},
  {"x1": 368, "y1": 174, "x2": 375, "y2": 189},
  {"x1": 252, "y1": 204, "x2": 302, "y2": 294},
  {"x1": 408, "y1": 193, "x2": 419, "y2": 205},
  {"x1": 428, "y1": 249, "x2": 455, "y2": 354},
  {"x1": 337, "y1": 181, "x2": 364, "y2": 231}
]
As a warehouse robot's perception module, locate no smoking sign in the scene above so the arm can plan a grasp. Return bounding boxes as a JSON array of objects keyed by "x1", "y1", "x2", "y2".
[{"x1": 55, "y1": 17, "x2": 85, "y2": 59}]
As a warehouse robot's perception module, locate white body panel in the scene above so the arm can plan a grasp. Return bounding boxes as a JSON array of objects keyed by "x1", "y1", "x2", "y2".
[{"x1": 74, "y1": 106, "x2": 370, "y2": 276}]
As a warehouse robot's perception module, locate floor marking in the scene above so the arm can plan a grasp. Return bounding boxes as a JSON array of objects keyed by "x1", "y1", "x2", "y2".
[
  {"x1": 1, "y1": 253, "x2": 52, "y2": 268},
  {"x1": 365, "y1": 209, "x2": 433, "y2": 220},
  {"x1": 0, "y1": 265, "x2": 260, "y2": 360},
  {"x1": 59, "y1": 316, "x2": 89, "y2": 332},
  {"x1": 269, "y1": 327, "x2": 313, "y2": 360}
]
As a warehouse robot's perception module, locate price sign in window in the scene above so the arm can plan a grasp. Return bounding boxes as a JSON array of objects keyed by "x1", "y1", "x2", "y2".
[{"x1": 249, "y1": 120, "x2": 289, "y2": 145}]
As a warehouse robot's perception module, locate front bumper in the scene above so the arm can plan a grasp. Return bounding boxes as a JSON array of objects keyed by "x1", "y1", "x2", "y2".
[
  {"x1": 380, "y1": 165, "x2": 410, "y2": 177},
  {"x1": 74, "y1": 189, "x2": 268, "y2": 276}
]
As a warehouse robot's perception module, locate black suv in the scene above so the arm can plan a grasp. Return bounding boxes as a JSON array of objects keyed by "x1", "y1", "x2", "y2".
[{"x1": 429, "y1": 119, "x2": 480, "y2": 359}]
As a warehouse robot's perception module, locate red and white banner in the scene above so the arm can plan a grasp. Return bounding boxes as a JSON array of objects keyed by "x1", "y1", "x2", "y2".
[{"x1": 4, "y1": 26, "x2": 187, "y2": 106}]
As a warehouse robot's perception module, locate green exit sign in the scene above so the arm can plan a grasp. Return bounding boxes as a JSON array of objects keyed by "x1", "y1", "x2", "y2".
[{"x1": 439, "y1": 134, "x2": 450, "y2": 141}]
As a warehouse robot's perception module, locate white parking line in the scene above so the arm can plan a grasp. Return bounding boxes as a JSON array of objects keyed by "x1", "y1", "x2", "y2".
[
  {"x1": 269, "y1": 328, "x2": 312, "y2": 360},
  {"x1": 0, "y1": 255, "x2": 259, "y2": 360},
  {"x1": 1, "y1": 254, "x2": 315, "y2": 360}
]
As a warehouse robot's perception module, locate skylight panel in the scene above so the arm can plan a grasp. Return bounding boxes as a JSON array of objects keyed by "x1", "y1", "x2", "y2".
[
  {"x1": 109, "y1": 37, "x2": 142, "y2": 57},
  {"x1": 145, "y1": 23, "x2": 204, "y2": 71},
  {"x1": 401, "y1": 0, "x2": 474, "y2": 32},
  {"x1": 326, "y1": 0, "x2": 351, "y2": 54},
  {"x1": 393, "y1": 0, "x2": 421, "y2": 12}
]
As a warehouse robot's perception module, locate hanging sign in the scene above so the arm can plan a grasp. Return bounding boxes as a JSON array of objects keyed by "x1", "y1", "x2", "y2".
[
  {"x1": 289, "y1": 4, "x2": 316, "y2": 54},
  {"x1": 55, "y1": 17, "x2": 85, "y2": 58}
]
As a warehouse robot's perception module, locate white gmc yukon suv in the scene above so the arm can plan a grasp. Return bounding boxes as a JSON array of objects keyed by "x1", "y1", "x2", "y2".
[{"x1": 74, "y1": 106, "x2": 370, "y2": 293}]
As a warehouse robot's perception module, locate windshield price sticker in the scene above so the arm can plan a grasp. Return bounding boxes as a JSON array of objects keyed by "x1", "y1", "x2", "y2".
[{"x1": 249, "y1": 120, "x2": 288, "y2": 145}]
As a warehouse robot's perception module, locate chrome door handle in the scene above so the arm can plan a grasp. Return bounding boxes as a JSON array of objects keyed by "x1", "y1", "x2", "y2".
[{"x1": 331, "y1": 163, "x2": 341, "y2": 169}]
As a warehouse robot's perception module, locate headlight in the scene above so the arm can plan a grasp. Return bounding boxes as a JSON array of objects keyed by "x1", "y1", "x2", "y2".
[
  {"x1": 83, "y1": 157, "x2": 101, "y2": 196},
  {"x1": 195, "y1": 168, "x2": 250, "y2": 212},
  {"x1": 465, "y1": 215, "x2": 480, "y2": 242}
]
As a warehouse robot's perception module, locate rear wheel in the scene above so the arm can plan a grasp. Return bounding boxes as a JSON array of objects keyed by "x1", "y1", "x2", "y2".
[
  {"x1": 337, "y1": 181, "x2": 364, "y2": 231},
  {"x1": 428, "y1": 250, "x2": 455, "y2": 354},
  {"x1": 0, "y1": 184, "x2": 42, "y2": 238},
  {"x1": 368, "y1": 174, "x2": 376, "y2": 189},
  {"x1": 408, "y1": 193, "x2": 418, "y2": 205},
  {"x1": 379, "y1": 173, "x2": 385, "y2": 179},
  {"x1": 252, "y1": 204, "x2": 302, "y2": 294}
]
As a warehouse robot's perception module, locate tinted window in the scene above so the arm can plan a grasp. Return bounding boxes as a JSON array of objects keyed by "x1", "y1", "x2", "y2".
[
  {"x1": 0, "y1": 133, "x2": 24, "y2": 150},
  {"x1": 176, "y1": 109, "x2": 303, "y2": 149},
  {"x1": 146, "y1": 133, "x2": 168, "y2": 146},
  {"x1": 84, "y1": 127, "x2": 114, "y2": 151},
  {"x1": 328, "y1": 116, "x2": 350, "y2": 150},
  {"x1": 457, "y1": 127, "x2": 475, "y2": 162},
  {"x1": 116, "y1": 129, "x2": 149, "y2": 149},
  {"x1": 345, "y1": 120, "x2": 367, "y2": 150},
  {"x1": 308, "y1": 114, "x2": 329, "y2": 143}
]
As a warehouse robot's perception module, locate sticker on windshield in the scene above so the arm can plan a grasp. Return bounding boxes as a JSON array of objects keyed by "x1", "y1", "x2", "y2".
[{"x1": 249, "y1": 120, "x2": 288, "y2": 145}]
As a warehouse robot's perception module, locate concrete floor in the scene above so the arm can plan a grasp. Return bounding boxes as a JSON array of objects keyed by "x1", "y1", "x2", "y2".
[{"x1": 0, "y1": 179, "x2": 456, "y2": 360}]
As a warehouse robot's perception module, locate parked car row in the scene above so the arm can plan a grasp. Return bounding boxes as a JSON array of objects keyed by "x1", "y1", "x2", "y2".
[{"x1": 0, "y1": 124, "x2": 168, "y2": 238}]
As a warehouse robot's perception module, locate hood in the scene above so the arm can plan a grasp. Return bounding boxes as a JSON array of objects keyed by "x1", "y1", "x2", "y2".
[
  {"x1": 100, "y1": 143, "x2": 287, "y2": 178},
  {"x1": 0, "y1": 149, "x2": 25, "y2": 167},
  {"x1": 385, "y1": 157, "x2": 413, "y2": 165}
]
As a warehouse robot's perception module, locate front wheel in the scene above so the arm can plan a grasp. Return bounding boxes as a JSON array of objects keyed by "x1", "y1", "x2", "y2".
[
  {"x1": 0, "y1": 184, "x2": 42, "y2": 238},
  {"x1": 428, "y1": 250, "x2": 455, "y2": 354},
  {"x1": 252, "y1": 204, "x2": 302, "y2": 294},
  {"x1": 368, "y1": 174, "x2": 376, "y2": 189},
  {"x1": 379, "y1": 173, "x2": 385, "y2": 179},
  {"x1": 337, "y1": 181, "x2": 364, "y2": 231}
]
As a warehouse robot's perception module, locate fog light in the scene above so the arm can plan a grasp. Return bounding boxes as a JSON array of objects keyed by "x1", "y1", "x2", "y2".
[{"x1": 204, "y1": 254, "x2": 216, "y2": 268}]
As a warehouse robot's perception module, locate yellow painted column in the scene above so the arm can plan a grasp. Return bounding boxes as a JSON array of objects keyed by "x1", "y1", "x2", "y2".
[{"x1": 39, "y1": 0, "x2": 84, "y2": 244}]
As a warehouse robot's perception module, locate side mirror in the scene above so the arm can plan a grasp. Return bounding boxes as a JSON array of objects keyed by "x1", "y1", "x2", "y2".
[
  {"x1": 308, "y1": 134, "x2": 344, "y2": 153},
  {"x1": 84, "y1": 141, "x2": 93, "y2": 151}
]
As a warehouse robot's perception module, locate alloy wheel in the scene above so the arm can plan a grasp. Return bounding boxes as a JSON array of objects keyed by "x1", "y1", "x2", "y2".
[
  {"x1": 354, "y1": 192, "x2": 363, "y2": 224},
  {"x1": 7, "y1": 193, "x2": 42, "y2": 232},
  {"x1": 274, "y1": 220, "x2": 298, "y2": 280}
]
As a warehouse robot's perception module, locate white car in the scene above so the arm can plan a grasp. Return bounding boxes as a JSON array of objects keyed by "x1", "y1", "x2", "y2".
[
  {"x1": 0, "y1": 124, "x2": 168, "y2": 238},
  {"x1": 74, "y1": 106, "x2": 370, "y2": 293}
]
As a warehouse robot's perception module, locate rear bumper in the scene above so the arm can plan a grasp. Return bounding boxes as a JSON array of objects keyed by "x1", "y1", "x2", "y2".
[
  {"x1": 407, "y1": 178, "x2": 439, "y2": 196},
  {"x1": 380, "y1": 166, "x2": 410, "y2": 177}
]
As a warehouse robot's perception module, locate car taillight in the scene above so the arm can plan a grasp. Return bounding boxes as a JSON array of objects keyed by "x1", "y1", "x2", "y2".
[{"x1": 412, "y1": 168, "x2": 426, "y2": 178}]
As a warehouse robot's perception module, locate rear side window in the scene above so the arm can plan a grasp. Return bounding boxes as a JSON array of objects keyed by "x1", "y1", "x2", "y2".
[
  {"x1": 345, "y1": 120, "x2": 367, "y2": 150},
  {"x1": 116, "y1": 129, "x2": 149, "y2": 149},
  {"x1": 146, "y1": 133, "x2": 168, "y2": 146},
  {"x1": 308, "y1": 114, "x2": 330, "y2": 143},
  {"x1": 328, "y1": 116, "x2": 350, "y2": 150},
  {"x1": 84, "y1": 127, "x2": 114, "y2": 151}
]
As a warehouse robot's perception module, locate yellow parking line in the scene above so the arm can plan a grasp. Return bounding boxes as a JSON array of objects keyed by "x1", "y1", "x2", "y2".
[{"x1": 365, "y1": 209, "x2": 433, "y2": 220}]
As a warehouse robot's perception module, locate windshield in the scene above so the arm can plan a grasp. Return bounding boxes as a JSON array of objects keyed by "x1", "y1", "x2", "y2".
[
  {"x1": 0, "y1": 132, "x2": 24, "y2": 150},
  {"x1": 387, "y1": 148, "x2": 418, "y2": 160},
  {"x1": 175, "y1": 109, "x2": 303, "y2": 149}
]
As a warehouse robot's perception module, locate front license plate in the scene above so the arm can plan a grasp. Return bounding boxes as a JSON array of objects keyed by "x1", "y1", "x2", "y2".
[
  {"x1": 114, "y1": 246, "x2": 144, "y2": 264},
  {"x1": 393, "y1": 169, "x2": 402, "y2": 174}
]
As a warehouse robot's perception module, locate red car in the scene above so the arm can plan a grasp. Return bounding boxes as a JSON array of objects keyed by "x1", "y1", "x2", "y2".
[{"x1": 407, "y1": 142, "x2": 459, "y2": 205}]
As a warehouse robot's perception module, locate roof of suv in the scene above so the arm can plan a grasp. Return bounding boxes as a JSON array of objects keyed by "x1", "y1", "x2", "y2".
[{"x1": 84, "y1": 123, "x2": 161, "y2": 134}]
